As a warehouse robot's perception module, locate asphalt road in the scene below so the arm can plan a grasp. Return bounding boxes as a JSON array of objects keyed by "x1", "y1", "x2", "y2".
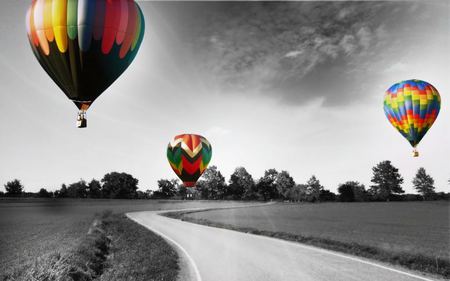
[{"x1": 127, "y1": 209, "x2": 439, "y2": 281}]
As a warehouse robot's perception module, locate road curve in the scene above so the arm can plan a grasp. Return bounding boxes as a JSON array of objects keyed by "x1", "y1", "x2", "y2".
[{"x1": 127, "y1": 209, "x2": 439, "y2": 281}]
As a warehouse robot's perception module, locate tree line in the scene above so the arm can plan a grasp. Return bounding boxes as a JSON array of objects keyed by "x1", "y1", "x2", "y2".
[
  {"x1": 153, "y1": 161, "x2": 448, "y2": 201},
  {"x1": 1, "y1": 172, "x2": 150, "y2": 199},
  {"x1": 2, "y1": 161, "x2": 449, "y2": 201}
]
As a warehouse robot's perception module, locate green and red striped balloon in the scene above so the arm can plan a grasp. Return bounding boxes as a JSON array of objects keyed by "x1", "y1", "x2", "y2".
[
  {"x1": 167, "y1": 134, "x2": 212, "y2": 188},
  {"x1": 26, "y1": 0, "x2": 145, "y2": 123}
]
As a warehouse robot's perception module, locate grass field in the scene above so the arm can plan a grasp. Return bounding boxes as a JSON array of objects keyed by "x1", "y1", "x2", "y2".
[
  {"x1": 4, "y1": 211, "x2": 180, "y2": 281},
  {"x1": 0, "y1": 198, "x2": 246, "y2": 279},
  {"x1": 174, "y1": 201, "x2": 450, "y2": 277},
  {"x1": 2, "y1": 200, "x2": 448, "y2": 279}
]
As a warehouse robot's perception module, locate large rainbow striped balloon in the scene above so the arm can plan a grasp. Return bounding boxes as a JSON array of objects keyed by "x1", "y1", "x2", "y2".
[
  {"x1": 384, "y1": 79, "x2": 441, "y2": 156},
  {"x1": 26, "y1": 0, "x2": 145, "y2": 113},
  {"x1": 167, "y1": 134, "x2": 212, "y2": 187}
]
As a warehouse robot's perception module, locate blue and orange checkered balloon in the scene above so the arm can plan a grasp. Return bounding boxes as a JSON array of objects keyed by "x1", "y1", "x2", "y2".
[{"x1": 384, "y1": 79, "x2": 441, "y2": 156}]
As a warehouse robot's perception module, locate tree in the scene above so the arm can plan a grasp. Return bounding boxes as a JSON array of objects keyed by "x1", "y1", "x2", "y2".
[
  {"x1": 413, "y1": 167, "x2": 436, "y2": 200},
  {"x1": 177, "y1": 185, "x2": 187, "y2": 198},
  {"x1": 136, "y1": 190, "x2": 151, "y2": 199},
  {"x1": 101, "y1": 172, "x2": 139, "y2": 199},
  {"x1": 4, "y1": 179, "x2": 24, "y2": 197},
  {"x1": 319, "y1": 189, "x2": 336, "y2": 201},
  {"x1": 66, "y1": 180, "x2": 88, "y2": 198},
  {"x1": 196, "y1": 181, "x2": 208, "y2": 199},
  {"x1": 55, "y1": 184, "x2": 68, "y2": 198},
  {"x1": 87, "y1": 179, "x2": 102, "y2": 198},
  {"x1": 156, "y1": 179, "x2": 178, "y2": 198},
  {"x1": 286, "y1": 184, "x2": 308, "y2": 202},
  {"x1": 145, "y1": 189, "x2": 153, "y2": 198},
  {"x1": 337, "y1": 181, "x2": 367, "y2": 202},
  {"x1": 369, "y1": 160, "x2": 404, "y2": 201},
  {"x1": 338, "y1": 183, "x2": 353, "y2": 202},
  {"x1": 256, "y1": 169, "x2": 280, "y2": 201},
  {"x1": 275, "y1": 171, "x2": 295, "y2": 199},
  {"x1": 228, "y1": 167, "x2": 255, "y2": 200},
  {"x1": 37, "y1": 188, "x2": 52, "y2": 198},
  {"x1": 306, "y1": 175, "x2": 323, "y2": 202},
  {"x1": 197, "y1": 166, "x2": 227, "y2": 199}
]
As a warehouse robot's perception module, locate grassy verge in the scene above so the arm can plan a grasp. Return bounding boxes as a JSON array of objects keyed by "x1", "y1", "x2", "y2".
[
  {"x1": 163, "y1": 209, "x2": 449, "y2": 279},
  {"x1": 3, "y1": 211, "x2": 179, "y2": 281}
]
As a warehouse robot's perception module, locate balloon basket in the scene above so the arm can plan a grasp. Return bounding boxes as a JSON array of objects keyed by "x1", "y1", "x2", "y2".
[
  {"x1": 412, "y1": 148, "x2": 419, "y2": 157},
  {"x1": 77, "y1": 111, "x2": 87, "y2": 128}
]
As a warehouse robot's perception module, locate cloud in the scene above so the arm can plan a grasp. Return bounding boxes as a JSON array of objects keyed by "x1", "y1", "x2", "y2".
[
  {"x1": 336, "y1": 6, "x2": 356, "y2": 20},
  {"x1": 152, "y1": 1, "x2": 447, "y2": 107},
  {"x1": 339, "y1": 34, "x2": 357, "y2": 55},
  {"x1": 356, "y1": 27, "x2": 372, "y2": 50},
  {"x1": 384, "y1": 62, "x2": 407, "y2": 73},
  {"x1": 284, "y1": 50, "x2": 303, "y2": 58}
]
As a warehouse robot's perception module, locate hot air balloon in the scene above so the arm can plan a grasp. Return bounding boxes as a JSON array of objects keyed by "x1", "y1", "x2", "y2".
[
  {"x1": 26, "y1": 0, "x2": 145, "y2": 127},
  {"x1": 167, "y1": 134, "x2": 212, "y2": 187},
  {"x1": 384, "y1": 79, "x2": 441, "y2": 157}
]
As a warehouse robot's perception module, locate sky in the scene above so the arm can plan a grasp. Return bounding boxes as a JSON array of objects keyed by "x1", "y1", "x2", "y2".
[{"x1": 0, "y1": 1, "x2": 449, "y2": 193}]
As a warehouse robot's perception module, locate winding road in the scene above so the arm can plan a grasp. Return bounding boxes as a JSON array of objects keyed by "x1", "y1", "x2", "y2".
[{"x1": 127, "y1": 208, "x2": 439, "y2": 281}]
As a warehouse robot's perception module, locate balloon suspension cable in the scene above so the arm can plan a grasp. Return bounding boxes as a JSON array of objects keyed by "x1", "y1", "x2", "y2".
[
  {"x1": 77, "y1": 110, "x2": 87, "y2": 128},
  {"x1": 412, "y1": 147, "x2": 419, "y2": 157}
]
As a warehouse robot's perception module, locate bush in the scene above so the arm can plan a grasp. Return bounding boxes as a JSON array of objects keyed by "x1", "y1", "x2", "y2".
[
  {"x1": 403, "y1": 194, "x2": 423, "y2": 201},
  {"x1": 436, "y1": 192, "x2": 450, "y2": 201}
]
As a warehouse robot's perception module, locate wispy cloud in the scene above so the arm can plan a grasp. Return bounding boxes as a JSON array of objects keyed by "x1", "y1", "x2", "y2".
[{"x1": 157, "y1": 1, "x2": 445, "y2": 107}]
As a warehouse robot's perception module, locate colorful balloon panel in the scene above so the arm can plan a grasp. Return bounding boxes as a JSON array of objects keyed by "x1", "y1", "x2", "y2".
[
  {"x1": 384, "y1": 79, "x2": 441, "y2": 148},
  {"x1": 167, "y1": 134, "x2": 212, "y2": 187},
  {"x1": 26, "y1": 0, "x2": 145, "y2": 110}
]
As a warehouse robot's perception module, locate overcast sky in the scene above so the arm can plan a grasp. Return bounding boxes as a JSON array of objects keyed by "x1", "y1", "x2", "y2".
[{"x1": 0, "y1": 1, "x2": 448, "y2": 193}]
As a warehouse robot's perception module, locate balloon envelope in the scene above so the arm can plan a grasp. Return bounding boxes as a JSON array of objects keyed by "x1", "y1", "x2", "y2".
[
  {"x1": 26, "y1": 0, "x2": 145, "y2": 111},
  {"x1": 167, "y1": 134, "x2": 212, "y2": 187},
  {"x1": 384, "y1": 79, "x2": 440, "y2": 151}
]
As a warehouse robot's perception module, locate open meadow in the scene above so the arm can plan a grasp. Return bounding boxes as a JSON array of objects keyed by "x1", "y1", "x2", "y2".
[{"x1": 0, "y1": 198, "x2": 246, "y2": 278}]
